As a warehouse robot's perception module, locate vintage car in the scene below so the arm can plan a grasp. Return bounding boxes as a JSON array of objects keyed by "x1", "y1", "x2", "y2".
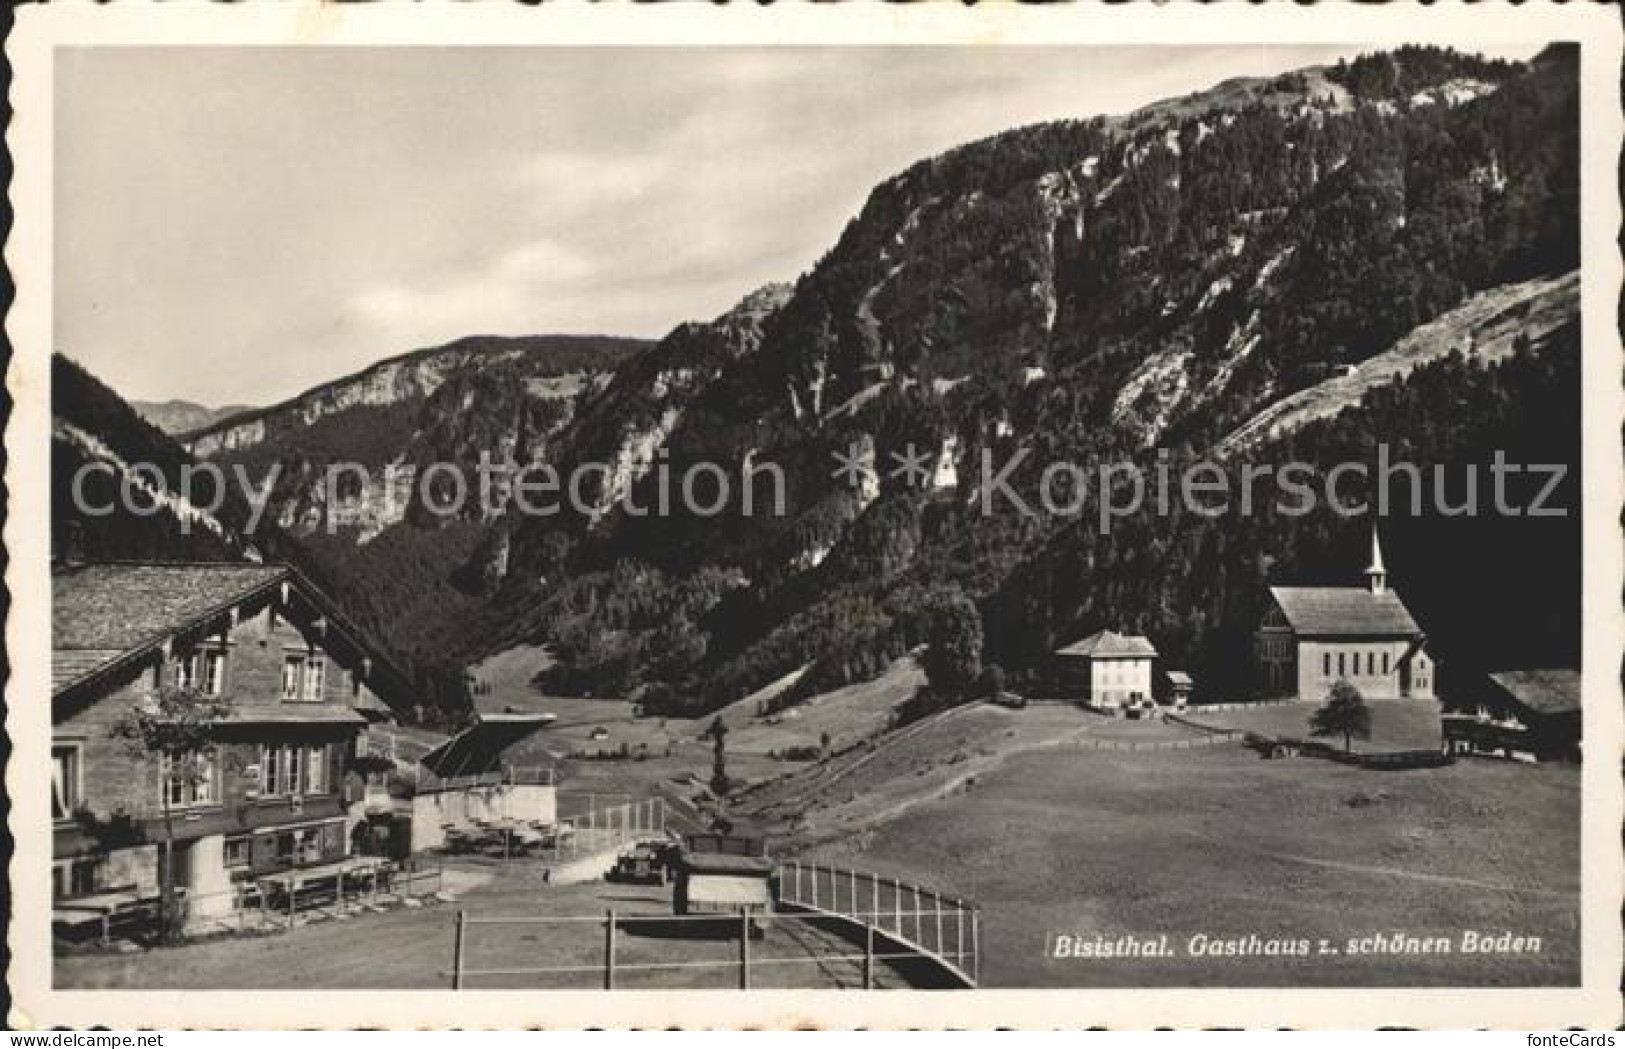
[{"x1": 606, "y1": 839, "x2": 682, "y2": 885}]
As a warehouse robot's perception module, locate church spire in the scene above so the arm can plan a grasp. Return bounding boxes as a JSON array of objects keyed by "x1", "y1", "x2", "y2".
[{"x1": 1366, "y1": 524, "x2": 1388, "y2": 595}]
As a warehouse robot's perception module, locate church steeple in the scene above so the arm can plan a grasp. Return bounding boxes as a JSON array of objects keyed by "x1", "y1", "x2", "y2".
[{"x1": 1366, "y1": 524, "x2": 1388, "y2": 595}]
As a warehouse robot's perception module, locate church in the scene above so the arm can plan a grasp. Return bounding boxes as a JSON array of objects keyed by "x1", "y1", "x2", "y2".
[{"x1": 1255, "y1": 529, "x2": 1435, "y2": 701}]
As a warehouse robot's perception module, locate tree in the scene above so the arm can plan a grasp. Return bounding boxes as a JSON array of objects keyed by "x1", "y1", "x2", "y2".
[
  {"x1": 705, "y1": 716, "x2": 731, "y2": 796},
  {"x1": 110, "y1": 684, "x2": 236, "y2": 943},
  {"x1": 918, "y1": 586, "x2": 984, "y2": 697},
  {"x1": 1310, "y1": 678, "x2": 1372, "y2": 754}
]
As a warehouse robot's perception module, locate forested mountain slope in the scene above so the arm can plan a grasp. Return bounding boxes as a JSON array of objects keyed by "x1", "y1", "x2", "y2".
[{"x1": 467, "y1": 45, "x2": 1578, "y2": 712}]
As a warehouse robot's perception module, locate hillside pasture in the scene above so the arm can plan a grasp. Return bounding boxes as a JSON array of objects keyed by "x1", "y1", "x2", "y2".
[
  {"x1": 1184, "y1": 698, "x2": 1443, "y2": 752},
  {"x1": 724, "y1": 656, "x2": 925, "y2": 757},
  {"x1": 803, "y1": 742, "x2": 1579, "y2": 987},
  {"x1": 739, "y1": 704, "x2": 1209, "y2": 844}
]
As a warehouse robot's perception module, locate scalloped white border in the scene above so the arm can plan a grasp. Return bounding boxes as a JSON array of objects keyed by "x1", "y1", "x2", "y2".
[{"x1": 6, "y1": 0, "x2": 1622, "y2": 1030}]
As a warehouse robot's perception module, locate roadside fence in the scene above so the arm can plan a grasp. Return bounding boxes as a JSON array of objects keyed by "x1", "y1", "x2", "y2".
[{"x1": 776, "y1": 861, "x2": 978, "y2": 987}]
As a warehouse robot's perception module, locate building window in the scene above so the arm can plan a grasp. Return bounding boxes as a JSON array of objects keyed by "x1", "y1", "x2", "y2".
[
  {"x1": 1337, "y1": 652, "x2": 1346, "y2": 677},
  {"x1": 53, "y1": 858, "x2": 101, "y2": 899},
  {"x1": 52, "y1": 744, "x2": 80, "y2": 822},
  {"x1": 176, "y1": 649, "x2": 226, "y2": 695},
  {"x1": 260, "y1": 743, "x2": 328, "y2": 796},
  {"x1": 261, "y1": 744, "x2": 303, "y2": 796},
  {"x1": 1323, "y1": 653, "x2": 1331, "y2": 677},
  {"x1": 270, "y1": 826, "x2": 324, "y2": 867},
  {"x1": 282, "y1": 653, "x2": 327, "y2": 702},
  {"x1": 282, "y1": 655, "x2": 304, "y2": 700},
  {"x1": 161, "y1": 750, "x2": 218, "y2": 809},
  {"x1": 223, "y1": 835, "x2": 251, "y2": 869},
  {"x1": 1382, "y1": 652, "x2": 1391, "y2": 675},
  {"x1": 1366, "y1": 652, "x2": 1375, "y2": 676},
  {"x1": 305, "y1": 745, "x2": 328, "y2": 795}
]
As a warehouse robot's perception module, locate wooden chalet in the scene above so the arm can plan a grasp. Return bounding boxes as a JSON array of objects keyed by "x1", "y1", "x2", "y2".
[
  {"x1": 1443, "y1": 669, "x2": 1580, "y2": 762},
  {"x1": 52, "y1": 562, "x2": 417, "y2": 937}
]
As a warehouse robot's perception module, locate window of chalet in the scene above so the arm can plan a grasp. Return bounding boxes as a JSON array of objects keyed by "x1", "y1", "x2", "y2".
[
  {"x1": 1323, "y1": 653, "x2": 1332, "y2": 676},
  {"x1": 176, "y1": 648, "x2": 226, "y2": 695},
  {"x1": 281, "y1": 653, "x2": 327, "y2": 702},
  {"x1": 52, "y1": 743, "x2": 80, "y2": 822},
  {"x1": 271, "y1": 826, "x2": 324, "y2": 867},
  {"x1": 161, "y1": 750, "x2": 218, "y2": 809},
  {"x1": 306, "y1": 744, "x2": 328, "y2": 794},
  {"x1": 260, "y1": 743, "x2": 330, "y2": 796},
  {"x1": 223, "y1": 834, "x2": 251, "y2": 869},
  {"x1": 53, "y1": 857, "x2": 100, "y2": 899}
]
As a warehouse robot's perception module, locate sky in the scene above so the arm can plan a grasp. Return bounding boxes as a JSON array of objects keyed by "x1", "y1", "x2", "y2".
[{"x1": 55, "y1": 44, "x2": 1545, "y2": 407}]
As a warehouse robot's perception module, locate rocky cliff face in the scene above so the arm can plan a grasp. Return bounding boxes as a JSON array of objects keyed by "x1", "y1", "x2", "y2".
[
  {"x1": 132, "y1": 399, "x2": 257, "y2": 436},
  {"x1": 188, "y1": 334, "x2": 649, "y2": 542},
  {"x1": 185, "y1": 334, "x2": 646, "y2": 459}
]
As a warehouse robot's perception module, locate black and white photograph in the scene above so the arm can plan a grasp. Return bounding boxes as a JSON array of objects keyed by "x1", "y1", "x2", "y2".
[{"x1": 8, "y1": 1, "x2": 1622, "y2": 1031}]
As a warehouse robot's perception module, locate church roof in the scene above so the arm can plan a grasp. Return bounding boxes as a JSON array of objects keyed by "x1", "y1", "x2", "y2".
[
  {"x1": 1267, "y1": 586, "x2": 1421, "y2": 638},
  {"x1": 1056, "y1": 629, "x2": 1158, "y2": 659},
  {"x1": 1487, "y1": 669, "x2": 1580, "y2": 716}
]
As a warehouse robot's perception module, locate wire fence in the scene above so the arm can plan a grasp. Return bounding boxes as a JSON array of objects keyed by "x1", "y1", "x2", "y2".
[
  {"x1": 449, "y1": 902, "x2": 976, "y2": 990},
  {"x1": 550, "y1": 795, "x2": 668, "y2": 864}
]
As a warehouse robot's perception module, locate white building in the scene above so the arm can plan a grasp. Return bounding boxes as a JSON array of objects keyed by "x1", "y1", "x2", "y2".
[{"x1": 1056, "y1": 629, "x2": 1158, "y2": 713}]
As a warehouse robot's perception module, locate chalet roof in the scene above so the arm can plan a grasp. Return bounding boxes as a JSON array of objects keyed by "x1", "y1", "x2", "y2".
[
  {"x1": 1267, "y1": 586, "x2": 1421, "y2": 638},
  {"x1": 1056, "y1": 629, "x2": 1158, "y2": 659},
  {"x1": 682, "y1": 852, "x2": 776, "y2": 876},
  {"x1": 418, "y1": 713, "x2": 556, "y2": 778},
  {"x1": 1488, "y1": 669, "x2": 1580, "y2": 716},
  {"x1": 53, "y1": 563, "x2": 290, "y2": 694},
  {"x1": 354, "y1": 690, "x2": 396, "y2": 722},
  {"x1": 52, "y1": 648, "x2": 127, "y2": 692},
  {"x1": 54, "y1": 563, "x2": 288, "y2": 654},
  {"x1": 51, "y1": 562, "x2": 416, "y2": 712},
  {"x1": 1165, "y1": 670, "x2": 1194, "y2": 686},
  {"x1": 223, "y1": 705, "x2": 368, "y2": 725}
]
